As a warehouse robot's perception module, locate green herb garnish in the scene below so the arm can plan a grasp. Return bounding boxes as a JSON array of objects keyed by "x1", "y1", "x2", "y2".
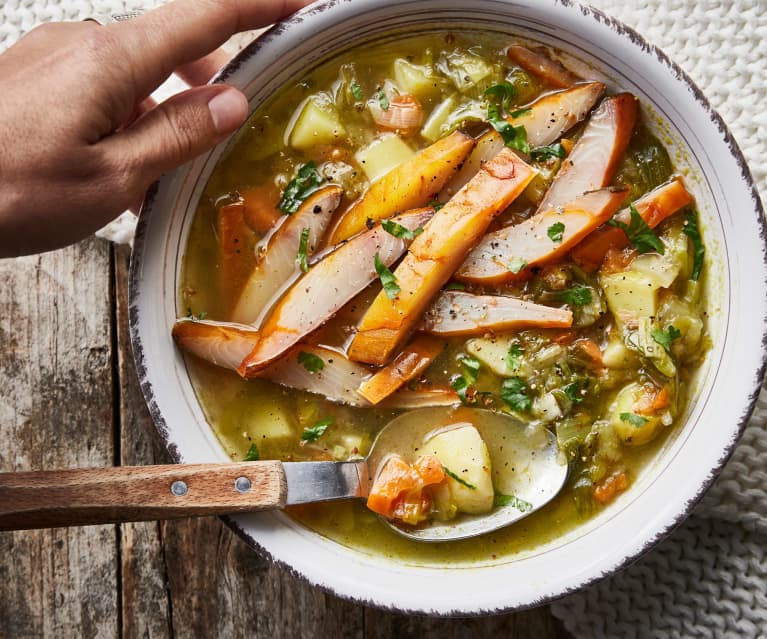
[
  {"x1": 381, "y1": 219, "x2": 424, "y2": 241},
  {"x1": 554, "y1": 286, "x2": 592, "y2": 307},
  {"x1": 350, "y1": 83, "x2": 363, "y2": 101},
  {"x1": 494, "y1": 492, "x2": 533, "y2": 512},
  {"x1": 488, "y1": 103, "x2": 530, "y2": 153},
  {"x1": 683, "y1": 210, "x2": 705, "y2": 281},
  {"x1": 607, "y1": 205, "x2": 665, "y2": 254},
  {"x1": 501, "y1": 377, "x2": 532, "y2": 412},
  {"x1": 445, "y1": 282, "x2": 466, "y2": 291},
  {"x1": 297, "y1": 350, "x2": 324, "y2": 373},
  {"x1": 443, "y1": 466, "x2": 477, "y2": 490},
  {"x1": 186, "y1": 309, "x2": 208, "y2": 321},
  {"x1": 450, "y1": 375, "x2": 471, "y2": 404},
  {"x1": 377, "y1": 91, "x2": 390, "y2": 111},
  {"x1": 509, "y1": 107, "x2": 532, "y2": 118},
  {"x1": 301, "y1": 417, "x2": 334, "y2": 442},
  {"x1": 458, "y1": 355, "x2": 481, "y2": 384},
  {"x1": 506, "y1": 342, "x2": 523, "y2": 371},
  {"x1": 531, "y1": 143, "x2": 566, "y2": 162},
  {"x1": 547, "y1": 222, "x2": 565, "y2": 243},
  {"x1": 620, "y1": 412, "x2": 649, "y2": 428},
  {"x1": 484, "y1": 83, "x2": 516, "y2": 112},
  {"x1": 278, "y1": 162, "x2": 323, "y2": 214},
  {"x1": 507, "y1": 256, "x2": 528, "y2": 274},
  {"x1": 651, "y1": 325, "x2": 682, "y2": 354},
  {"x1": 244, "y1": 443, "x2": 260, "y2": 461},
  {"x1": 374, "y1": 253, "x2": 400, "y2": 299},
  {"x1": 296, "y1": 227, "x2": 310, "y2": 272},
  {"x1": 563, "y1": 380, "x2": 585, "y2": 404}
]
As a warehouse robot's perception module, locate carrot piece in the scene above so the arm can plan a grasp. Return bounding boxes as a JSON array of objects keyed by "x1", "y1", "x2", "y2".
[
  {"x1": 506, "y1": 45, "x2": 582, "y2": 89},
  {"x1": 240, "y1": 183, "x2": 282, "y2": 234},
  {"x1": 634, "y1": 385, "x2": 670, "y2": 415},
  {"x1": 593, "y1": 472, "x2": 629, "y2": 505},
  {"x1": 217, "y1": 201, "x2": 255, "y2": 305},
  {"x1": 357, "y1": 335, "x2": 445, "y2": 404},
  {"x1": 366, "y1": 456, "x2": 420, "y2": 517},
  {"x1": 413, "y1": 455, "x2": 446, "y2": 486},
  {"x1": 550, "y1": 329, "x2": 577, "y2": 346},
  {"x1": 329, "y1": 130, "x2": 475, "y2": 243},
  {"x1": 456, "y1": 187, "x2": 627, "y2": 285},
  {"x1": 600, "y1": 246, "x2": 638, "y2": 274},
  {"x1": 348, "y1": 148, "x2": 537, "y2": 365},
  {"x1": 571, "y1": 338, "x2": 603, "y2": 369},
  {"x1": 571, "y1": 176, "x2": 695, "y2": 271}
]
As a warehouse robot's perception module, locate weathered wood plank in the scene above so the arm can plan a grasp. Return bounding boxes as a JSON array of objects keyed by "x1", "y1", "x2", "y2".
[{"x1": 0, "y1": 238, "x2": 118, "y2": 638}]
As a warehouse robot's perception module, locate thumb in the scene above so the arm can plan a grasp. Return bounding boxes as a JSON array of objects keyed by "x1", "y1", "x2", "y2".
[{"x1": 108, "y1": 84, "x2": 248, "y2": 191}]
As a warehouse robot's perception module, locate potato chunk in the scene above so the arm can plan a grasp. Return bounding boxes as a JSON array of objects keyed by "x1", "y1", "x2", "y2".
[{"x1": 423, "y1": 424, "x2": 493, "y2": 515}]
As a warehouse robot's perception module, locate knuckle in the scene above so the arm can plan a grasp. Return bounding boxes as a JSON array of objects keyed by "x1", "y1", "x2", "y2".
[{"x1": 158, "y1": 100, "x2": 209, "y2": 163}]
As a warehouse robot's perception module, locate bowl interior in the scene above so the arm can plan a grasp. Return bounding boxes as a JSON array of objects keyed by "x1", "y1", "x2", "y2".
[{"x1": 129, "y1": 0, "x2": 767, "y2": 615}]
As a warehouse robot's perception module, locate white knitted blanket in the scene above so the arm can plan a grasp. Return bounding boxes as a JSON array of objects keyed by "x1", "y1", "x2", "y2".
[{"x1": 2, "y1": 1, "x2": 765, "y2": 636}]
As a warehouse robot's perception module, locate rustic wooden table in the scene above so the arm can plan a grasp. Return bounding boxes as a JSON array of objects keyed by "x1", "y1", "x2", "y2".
[{"x1": 0, "y1": 241, "x2": 573, "y2": 637}]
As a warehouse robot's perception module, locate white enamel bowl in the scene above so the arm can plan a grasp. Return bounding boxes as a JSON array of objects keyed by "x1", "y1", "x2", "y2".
[{"x1": 129, "y1": 0, "x2": 767, "y2": 615}]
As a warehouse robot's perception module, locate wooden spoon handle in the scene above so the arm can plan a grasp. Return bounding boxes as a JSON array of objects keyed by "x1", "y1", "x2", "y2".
[{"x1": 0, "y1": 461, "x2": 286, "y2": 530}]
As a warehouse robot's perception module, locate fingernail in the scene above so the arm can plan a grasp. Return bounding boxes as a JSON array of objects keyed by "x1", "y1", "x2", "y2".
[{"x1": 208, "y1": 89, "x2": 248, "y2": 134}]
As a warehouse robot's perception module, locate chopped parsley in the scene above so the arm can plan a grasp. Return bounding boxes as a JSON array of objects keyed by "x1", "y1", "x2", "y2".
[
  {"x1": 501, "y1": 377, "x2": 532, "y2": 412},
  {"x1": 507, "y1": 256, "x2": 528, "y2": 274},
  {"x1": 350, "y1": 83, "x2": 363, "y2": 101},
  {"x1": 450, "y1": 375, "x2": 471, "y2": 403},
  {"x1": 530, "y1": 143, "x2": 566, "y2": 162},
  {"x1": 458, "y1": 354, "x2": 481, "y2": 384},
  {"x1": 374, "y1": 253, "x2": 400, "y2": 299},
  {"x1": 445, "y1": 281, "x2": 466, "y2": 291},
  {"x1": 301, "y1": 417, "x2": 334, "y2": 442},
  {"x1": 443, "y1": 466, "x2": 476, "y2": 490},
  {"x1": 483, "y1": 83, "x2": 516, "y2": 112},
  {"x1": 607, "y1": 205, "x2": 665, "y2": 254},
  {"x1": 488, "y1": 103, "x2": 530, "y2": 153},
  {"x1": 563, "y1": 380, "x2": 585, "y2": 404},
  {"x1": 651, "y1": 325, "x2": 682, "y2": 354},
  {"x1": 554, "y1": 286, "x2": 593, "y2": 307},
  {"x1": 683, "y1": 210, "x2": 705, "y2": 281},
  {"x1": 377, "y1": 91, "x2": 390, "y2": 111},
  {"x1": 278, "y1": 162, "x2": 323, "y2": 214},
  {"x1": 494, "y1": 492, "x2": 533, "y2": 512},
  {"x1": 509, "y1": 107, "x2": 532, "y2": 118},
  {"x1": 547, "y1": 222, "x2": 566, "y2": 243},
  {"x1": 243, "y1": 443, "x2": 260, "y2": 461},
  {"x1": 506, "y1": 342, "x2": 523, "y2": 371},
  {"x1": 381, "y1": 218, "x2": 424, "y2": 241},
  {"x1": 620, "y1": 412, "x2": 649, "y2": 428},
  {"x1": 186, "y1": 309, "x2": 208, "y2": 321},
  {"x1": 296, "y1": 227, "x2": 310, "y2": 272},
  {"x1": 297, "y1": 350, "x2": 324, "y2": 373}
]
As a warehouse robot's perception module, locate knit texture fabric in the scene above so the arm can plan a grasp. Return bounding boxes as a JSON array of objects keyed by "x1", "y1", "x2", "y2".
[{"x1": 2, "y1": 1, "x2": 765, "y2": 636}]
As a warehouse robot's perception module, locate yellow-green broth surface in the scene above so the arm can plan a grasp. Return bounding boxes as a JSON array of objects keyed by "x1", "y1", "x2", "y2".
[{"x1": 179, "y1": 30, "x2": 709, "y2": 565}]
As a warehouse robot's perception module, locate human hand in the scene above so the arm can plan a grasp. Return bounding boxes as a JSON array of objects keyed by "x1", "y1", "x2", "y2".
[{"x1": 0, "y1": 0, "x2": 313, "y2": 258}]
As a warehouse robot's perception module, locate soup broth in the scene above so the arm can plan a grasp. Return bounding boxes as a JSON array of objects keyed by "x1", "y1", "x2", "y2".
[{"x1": 177, "y1": 30, "x2": 708, "y2": 564}]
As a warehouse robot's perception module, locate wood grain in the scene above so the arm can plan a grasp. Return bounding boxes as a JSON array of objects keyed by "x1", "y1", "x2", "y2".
[{"x1": 0, "y1": 239, "x2": 118, "y2": 637}]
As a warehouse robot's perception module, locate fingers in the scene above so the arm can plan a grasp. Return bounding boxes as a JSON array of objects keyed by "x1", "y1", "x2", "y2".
[
  {"x1": 176, "y1": 48, "x2": 231, "y2": 86},
  {"x1": 102, "y1": 84, "x2": 248, "y2": 191},
  {"x1": 106, "y1": 0, "x2": 313, "y2": 98}
]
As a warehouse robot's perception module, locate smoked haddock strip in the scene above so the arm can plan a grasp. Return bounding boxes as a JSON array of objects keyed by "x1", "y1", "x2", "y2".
[
  {"x1": 348, "y1": 148, "x2": 537, "y2": 366},
  {"x1": 456, "y1": 187, "x2": 628, "y2": 284},
  {"x1": 329, "y1": 130, "x2": 474, "y2": 243}
]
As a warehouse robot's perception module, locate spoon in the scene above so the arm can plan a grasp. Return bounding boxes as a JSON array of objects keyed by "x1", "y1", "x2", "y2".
[{"x1": 0, "y1": 407, "x2": 567, "y2": 541}]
